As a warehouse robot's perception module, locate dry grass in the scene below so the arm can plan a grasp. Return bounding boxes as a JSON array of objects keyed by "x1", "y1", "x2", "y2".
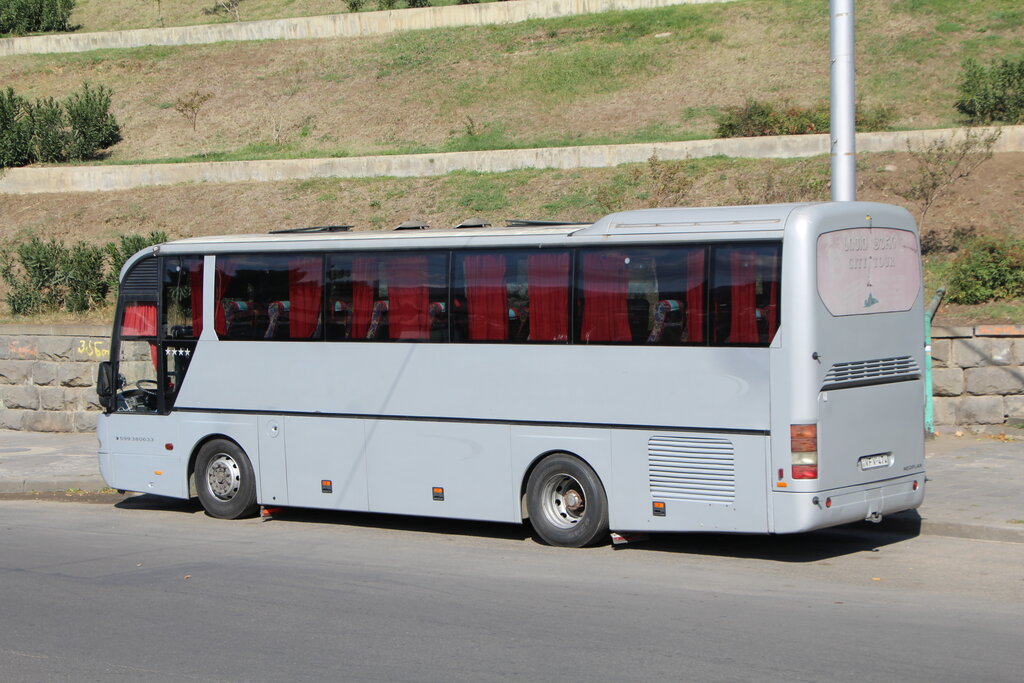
[
  {"x1": 1, "y1": 1, "x2": 1019, "y2": 163},
  {"x1": 1, "y1": 151, "x2": 1019, "y2": 245},
  {"x1": 68, "y1": 0, "x2": 488, "y2": 33},
  {"x1": 2, "y1": 152, "x2": 1021, "y2": 324}
]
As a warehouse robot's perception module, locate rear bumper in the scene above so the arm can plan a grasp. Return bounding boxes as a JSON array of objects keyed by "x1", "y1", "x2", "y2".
[{"x1": 772, "y1": 474, "x2": 925, "y2": 533}]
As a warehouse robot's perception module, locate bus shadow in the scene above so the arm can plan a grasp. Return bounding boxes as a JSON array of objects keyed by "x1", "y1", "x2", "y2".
[
  {"x1": 115, "y1": 493, "x2": 203, "y2": 514},
  {"x1": 264, "y1": 506, "x2": 534, "y2": 542},
  {"x1": 112, "y1": 495, "x2": 921, "y2": 559},
  {"x1": 114, "y1": 494, "x2": 533, "y2": 541},
  {"x1": 617, "y1": 515, "x2": 922, "y2": 563}
]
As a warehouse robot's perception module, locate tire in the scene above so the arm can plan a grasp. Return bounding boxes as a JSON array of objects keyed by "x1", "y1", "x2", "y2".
[
  {"x1": 195, "y1": 439, "x2": 258, "y2": 519},
  {"x1": 526, "y1": 453, "x2": 609, "y2": 548}
]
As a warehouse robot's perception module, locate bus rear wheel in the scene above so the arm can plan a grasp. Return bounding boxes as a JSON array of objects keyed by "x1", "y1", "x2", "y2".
[
  {"x1": 526, "y1": 454, "x2": 609, "y2": 547},
  {"x1": 195, "y1": 440, "x2": 258, "y2": 519}
]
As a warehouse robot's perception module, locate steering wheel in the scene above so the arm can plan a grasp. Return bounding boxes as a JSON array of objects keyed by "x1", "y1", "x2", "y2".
[{"x1": 135, "y1": 379, "x2": 159, "y2": 396}]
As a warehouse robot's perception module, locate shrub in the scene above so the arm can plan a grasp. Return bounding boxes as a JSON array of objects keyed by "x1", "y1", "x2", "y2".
[
  {"x1": 406, "y1": 0, "x2": 431, "y2": 7},
  {"x1": 64, "y1": 83, "x2": 122, "y2": 159},
  {"x1": 1, "y1": 232, "x2": 166, "y2": 315},
  {"x1": 0, "y1": 0, "x2": 75, "y2": 35},
  {"x1": 201, "y1": 0, "x2": 242, "y2": 20},
  {"x1": 955, "y1": 58, "x2": 1024, "y2": 124},
  {"x1": 892, "y1": 127, "x2": 1000, "y2": 233},
  {"x1": 63, "y1": 243, "x2": 108, "y2": 312},
  {"x1": 0, "y1": 88, "x2": 32, "y2": 167},
  {"x1": 946, "y1": 237, "x2": 1024, "y2": 305},
  {"x1": 344, "y1": 0, "x2": 365, "y2": 11},
  {"x1": 0, "y1": 83, "x2": 121, "y2": 168},
  {"x1": 28, "y1": 97, "x2": 68, "y2": 162},
  {"x1": 377, "y1": 0, "x2": 398, "y2": 9},
  {"x1": 715, "y1": 99, "x2": 894, "y2": 138},
  {"x1": 105, "y1": 231, "x2": 167, "y2": 295}
]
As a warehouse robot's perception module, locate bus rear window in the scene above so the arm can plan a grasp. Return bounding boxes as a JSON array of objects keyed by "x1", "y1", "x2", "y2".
[{"x1": 817, "y1": 228, "x2": 921, "y2": 316}]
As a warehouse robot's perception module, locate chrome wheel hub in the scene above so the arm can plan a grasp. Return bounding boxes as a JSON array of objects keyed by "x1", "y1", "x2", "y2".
[
  {"x1": 539, "y1": 474, "x2": 586, "y2": 529},
  {"x1": 207, "y1": 454, "x2": 240, "y2": 501}
]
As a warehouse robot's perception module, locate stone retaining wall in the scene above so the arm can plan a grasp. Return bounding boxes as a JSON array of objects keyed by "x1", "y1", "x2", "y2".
[
  {"x1": 3, "y1": 324, "x2": 1022, "y2": 432},
  {"x1": 0, "y1": 326, "x2": 109, "y2": 432},
  {"x1": 1, "y1": 125, "x2": 1020, "y2": 195},
  {"x1": 931, "y1": 325, "x2": 1024, "y2": 428}
]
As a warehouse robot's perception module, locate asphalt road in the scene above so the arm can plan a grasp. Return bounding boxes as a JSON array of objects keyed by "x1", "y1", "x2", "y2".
[{"x1": 1, "y1": 496, "x2": 1021, "y2": 682}]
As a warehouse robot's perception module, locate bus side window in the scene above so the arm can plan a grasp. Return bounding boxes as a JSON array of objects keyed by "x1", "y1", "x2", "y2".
[
  {"x1": 452, "y1": 250, "x2": 570, "y2": 344},
  {"x1": 215, "y1": 254, "x2": 323, "y2": 341},
  {"x1": 710, "y1": 244, "x2": 781, "y2": 346},
  {"x1": 574, "y1": 246, "x2": 705, "y2": 346}
]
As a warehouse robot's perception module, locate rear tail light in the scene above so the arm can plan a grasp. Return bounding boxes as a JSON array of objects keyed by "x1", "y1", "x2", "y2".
[{"x1": 790, "y1": 424, "x2": 818, "y2": 480}]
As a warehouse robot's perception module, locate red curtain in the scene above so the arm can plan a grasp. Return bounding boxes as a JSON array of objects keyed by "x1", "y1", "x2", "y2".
[
  {"x1": 729, "y1": 250, "x2": 758, "y2": 344},
  {"x1": 213, "y1": 260, "x2": 235, "y2": 337},
  {"x1": 766, "y1": 250, "x2": 779, "y2": 341},
  {"x1": 387, "y1": 257, "x2": 429, "y2": 340},
  {"x1": 289, "y1": 257, "x2": 322, "y2": 339},
  {"x1": 464, "y1": 254, "x2": 508, "y2": 341},
  {"x1": 121, "y1": 302, "x2": 158, "y2": 367},
  {"x1": 188, "y1": 259, "x2": 203, "y2": 337},
  {"x1": 579, "y1": 252, "x2": 631, "y2": 343},
  {"x1": 685, "y1": 249, "x2": 705, "y2": 343},
  {"x1": 527, "y1": 253, "x2": 569, "y2": 342},
  {"x1": 351, "y1": 258, "x2": 376, "y2": 339}
]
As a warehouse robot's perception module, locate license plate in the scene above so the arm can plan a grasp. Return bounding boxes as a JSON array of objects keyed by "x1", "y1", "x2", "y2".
[{"x1": 858, "y1": 453, "x2": 891, "y2": 471}]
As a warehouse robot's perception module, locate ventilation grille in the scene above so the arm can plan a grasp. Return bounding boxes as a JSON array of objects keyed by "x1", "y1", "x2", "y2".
[
  {"x1": 649, "y1": 436, "x2": 735, "y2": 504},
  {"x1": 120, "y1": 258, "x2": 159, "y2": 297},
  {"x1": 823, "y1": 356, "x2": 920, "y2": 390}
]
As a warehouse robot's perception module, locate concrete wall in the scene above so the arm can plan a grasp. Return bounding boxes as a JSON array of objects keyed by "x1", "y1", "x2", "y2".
[
  {"x1": 0, "y1": 0, "x2": 730, "y2": 57},
  {"x1": 931, "y1": 326, "x2": 1024, "y2": 429},
  {"x1": 1, "y1": 125, "x2": 1020, "y2": 195},
  {"x1": 3, "y1": 323, "x2": 1023, "y2": 432},
  {"x1": 0, "y1": 326, "x2": 109, "y2": 432}
]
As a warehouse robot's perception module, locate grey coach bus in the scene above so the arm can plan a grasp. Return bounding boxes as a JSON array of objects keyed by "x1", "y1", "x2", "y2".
[{"x1": 97, "y1": 201, "x2": 926, "y2": 547}]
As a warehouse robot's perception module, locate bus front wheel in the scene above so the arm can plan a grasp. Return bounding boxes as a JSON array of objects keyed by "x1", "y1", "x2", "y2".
[
  {"x1": 195, "y1": 440, "x2": 258, "y2": 519},
  {"x1": 526, "y1": 454, "x2": 609, "y2": 547}
]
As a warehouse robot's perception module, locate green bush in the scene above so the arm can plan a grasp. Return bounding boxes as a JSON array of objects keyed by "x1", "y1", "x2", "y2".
[
  {"x1": 0, "y1": 83, "x2": 121, "y2": 168},
  {"x1": 0, "y1": 0, "x2": 75, "y2": 35},
  {"x1": 946, "y1": 237, "x2": 1024, "y2": 305},
  {"x1": 715, "y1": 99, "x2": 895, "y2": 138},
  {"x1": 64, "y1": 83, "x2": 122, "y2": 159},
  {"x1": 105, "y1": 231, "x2": 167, "y2": 295},
  {"x1": 28, "y1": 97, "x2": 69, "y2": 162},
  {"x1": 406, "y1": 0, "x2": 431, "y2": 7},
  {"x1": 0, "y1": 88, "x2": 32, "y2": 167},
  {"x1": 955, "y1": 58, "x2": 1024, "y2": 124},
  {"x1": 1, "y1": 232, "x2": 166, "y2": 315}
]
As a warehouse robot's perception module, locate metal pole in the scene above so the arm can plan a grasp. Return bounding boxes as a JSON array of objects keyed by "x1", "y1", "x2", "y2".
[
  {"x1": 830, "y1": 0, "x2": 856, "y2": 201},
  {"x1": 924, "y1": 288, "x2": 946, "y2": 435}
]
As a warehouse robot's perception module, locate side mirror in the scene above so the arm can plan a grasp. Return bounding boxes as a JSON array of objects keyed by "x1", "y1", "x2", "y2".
[{"x1": 96, "y1": 361, "x2": 113, "y2": 409}]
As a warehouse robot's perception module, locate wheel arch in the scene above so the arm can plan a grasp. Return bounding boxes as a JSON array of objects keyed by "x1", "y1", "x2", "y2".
[
  {"x1": 519, "y1": 449, "x2": 596, "y2": 520},
  {"x1": 187, "y1": 433, "x2": 248, "y2": 498}
]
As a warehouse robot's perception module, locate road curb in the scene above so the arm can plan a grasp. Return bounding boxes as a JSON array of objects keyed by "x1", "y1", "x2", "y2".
[
  {"x1": 0, "y1": 475, "x2": 109, "y2": 494},
  {"x1": 880, "y1": 512, "x2": 1024, "y2": 545}
]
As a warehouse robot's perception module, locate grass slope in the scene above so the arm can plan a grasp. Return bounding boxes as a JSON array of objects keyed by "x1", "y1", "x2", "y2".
[
  {"x1": 67, "y1": 0, "x2": 503, "y2": 34},
  {"x1": 0, "y1": 0, "x2": 1020, "y2": 164},
  {"x1": 2, "y1": 151, "x2": 1022, "y2": 324}
]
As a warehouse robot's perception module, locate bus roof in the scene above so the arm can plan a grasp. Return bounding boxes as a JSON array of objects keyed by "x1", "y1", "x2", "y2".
[{"x1": 160, "y1": 203, "x2": 820, "y2": 250}]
